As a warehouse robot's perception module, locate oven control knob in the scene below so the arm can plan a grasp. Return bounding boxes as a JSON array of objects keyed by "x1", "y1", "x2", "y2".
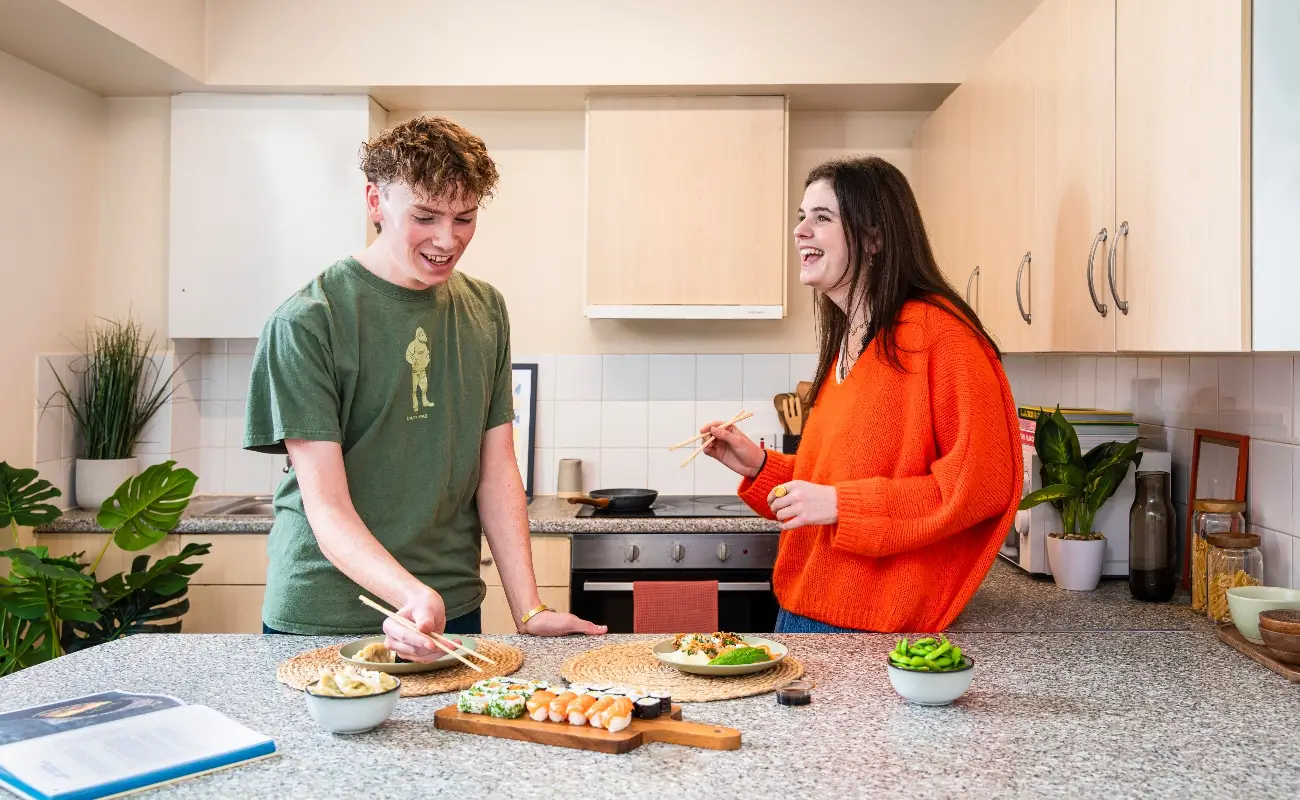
[
  {"x1": 716, "y1": 544, "x2": 730, "y2": 562},
  {"x1": 670, "y1": 543, "x2": 685, "y2": 562},
  {"x1": 625, "y1": 544, "x2": 640, "y2": 562}
]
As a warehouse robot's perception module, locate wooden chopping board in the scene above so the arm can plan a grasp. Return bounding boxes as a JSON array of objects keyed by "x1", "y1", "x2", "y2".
[
  {"x1": 433, "y1": 704, "x2": 742, "y2": 754},
  {"x1": 1216, "y1": 623, "x2": 1300, "y2": 682}
]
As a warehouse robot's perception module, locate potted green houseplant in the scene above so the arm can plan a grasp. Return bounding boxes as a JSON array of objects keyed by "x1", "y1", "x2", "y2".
[
  {"x1": 48, "y1": 316, "x2": 185, "y2": 510},
  {"x1": 1017, "y1": 407, "x2": 1143, "y2": 591},
  {"x1": 0, "y1": 460, "x2": 208, "y2": 676}
]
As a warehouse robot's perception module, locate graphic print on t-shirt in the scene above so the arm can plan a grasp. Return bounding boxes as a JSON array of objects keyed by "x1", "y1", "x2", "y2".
[{"x1": 405, "y1": 326, "x2": 436, "y2": 417}]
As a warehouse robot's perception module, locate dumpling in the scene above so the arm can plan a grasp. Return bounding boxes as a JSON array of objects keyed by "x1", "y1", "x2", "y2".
[
  {"x1": 309, "y1": 666, "x2": 397, "y2": 697},
  {"x1": 353, "y1": 642, "x2": 396, "y2": 664}
]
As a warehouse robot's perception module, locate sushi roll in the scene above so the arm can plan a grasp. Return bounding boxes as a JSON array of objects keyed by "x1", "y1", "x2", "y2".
[
  {"x1": 588, "y1": 683, "x2": 612, "y2": 692},
  {"x1": 650, "y1": 691, "x2": 672, "y2": 714},
  {"x1": 504, "y1": 683, "x2": 531, "y2": 697},
  {"x1": 634, "y1": 696, "x2": 661, "y2": 720},
  {"x1": 603, "y1": 697, "x2": 635, "y2": 733},
  {"x1": 566, "y1": 684, "x2": 590, "y2": 696},
  {"x1": 547, "y1": 691, "x2": 577, "y2": 723},
  {"x1": 525, "y1": 680, "x2": 551, "y2": 694},
  {"x1": 525, "y1": 690, "x2": 556, "y2": 721},
  {"x1": 565, "y1": 694, "x2": 598, "y2": 725},
  {"x1": 457, "y1": 689, "x2": 491, "y2": 715},
  {"x1": 488, "y1": 693, "x2": 526, "y2": 719},
  {"x1": 472, "y1": 679, "x2": 507, "y2": 695},
  {"x1": 584, "y1": 696, "x2": 617, "y2": 729}
]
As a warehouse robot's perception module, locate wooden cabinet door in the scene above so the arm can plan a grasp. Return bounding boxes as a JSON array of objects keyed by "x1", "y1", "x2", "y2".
[
  {"x1": 585, "y1": 96, "x2": 788, "y2": 317},
  {"x1": 1036, "y1": 0, "x2": 1117, "y2": 353},
  {"x1": 922, "y1": 88, "x2": 974, "y2": 295},
  {"x1": 969, "y1": 13, "x2": 1038, "y2": 352},
  {"x1": 1114, "y1": 0, "x2": 1250, "y2": 352}
]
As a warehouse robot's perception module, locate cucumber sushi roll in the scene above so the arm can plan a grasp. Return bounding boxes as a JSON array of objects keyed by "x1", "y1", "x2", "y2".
[
  {"x1": 488, "y1": 693, "x2": 526, "y2": 719},
  {"x1": 650, "y1": 691, "x2": 672, "y2": 713},
  {"x1": 457, "y1": 690, "x2": 491, "y2": 714}
]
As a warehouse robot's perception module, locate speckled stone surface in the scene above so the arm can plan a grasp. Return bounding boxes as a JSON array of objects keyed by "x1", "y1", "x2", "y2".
[
  {"x1": 955, "y1": 561, "x2": 1207, "y2": 632},
  {"x1": 2, "y1": 631, "x2": 1296, "y2": 798},
  {"x1": 35, "y1": 494, "x2": 777, "y2": 535}
]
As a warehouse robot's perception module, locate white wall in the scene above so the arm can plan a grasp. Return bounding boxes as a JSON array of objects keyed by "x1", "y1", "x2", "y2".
[{"x1": 0, "y1": 49, "x2": 102, "y2": 529}]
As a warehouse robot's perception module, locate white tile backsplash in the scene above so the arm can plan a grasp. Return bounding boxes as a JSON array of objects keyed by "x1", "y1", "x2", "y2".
[
  {"x1": 648, "y1": 448, "x2": 697, "y2": 495},
  {"x1": 1160, "y1": 357, "x2": 1190, "y2": 428},
  {"x1": 696, "y1": 355, "x2": 742, "y2": 401},
  {"x1": 742, "y1": 354, "x2": 792, "y2": 400},
  {"x1": 1076, "y1": 357, "x2": 1097, "y2": 409},
  {"x1": 648, "y1": 355, "x2": 695, "y2": 401},
  {"x1": 136, "y1": 403, "x2": 173, "y2": 455},
  {"x1": 1095, "y1": 357, "x2": 1117, "y2": 410},
  {"x1": 535, "y1": 400, "x2": 555, "y2": 449},
  {"x1": 1218, "y1": 356, "x2": 1253, "y2": 436},
  {"x1": 35, "y1": 406, "x2": 62, "y2": 463},
  {"x1": 513, "y1": 354, "x2": 555, "y2": 401},
  {"x1": 1189, "y1": 357, "x2": 1218, "y2": 430},
  {"x1": 648, "y1": 401, "x2": 697, "y2": 448},
  {"x1": 555, "y1": 355, "x2": 603, "y2": 401},
  {"x1": 226, "y1": 354, "x2": 253, "y2": 402},
  {"x1": 554, "y1": 401, "x2": 602, "y2": 448},
  {"x1": 600, "y1": 448, "x2": 649, "y2": 488},
  {"x1": 1249, "y1": 441, "x2": 1294, "y2": 532},
  {"x1": 1256, "y1": 525, "x2": 1295, "y2": 590},
  {"x1": 553, "y1": 448, "x2": 600, "y2": 493},
  {"x1": 600, "y1": 401, "x2": 649, "y2": 448},
  {"x1": 1252, "y1": 355, "x2": 1293, "y2": 442},
  {"x1": 1114, "y1": 357, "x2": 1137, "y2": 413},
  {"x1": 602, "y1": 355, "x2": 649, "y2": 401},
  {"x1": 199, "y1": 353, "x2": 226, "y2": 401},
  {"x1": 790, "y1": 354, "x2": 818, "y2": 385}
]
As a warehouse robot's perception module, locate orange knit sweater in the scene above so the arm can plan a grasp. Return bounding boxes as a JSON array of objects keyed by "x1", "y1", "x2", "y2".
[{"x1": 739, "y1": 299, "x2": 1023, "y2": 633}]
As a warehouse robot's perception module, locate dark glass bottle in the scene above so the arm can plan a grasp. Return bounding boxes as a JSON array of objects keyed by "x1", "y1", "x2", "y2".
[{"x1": 1129, "y1": 470, "x2": 1177, "y2": 601}]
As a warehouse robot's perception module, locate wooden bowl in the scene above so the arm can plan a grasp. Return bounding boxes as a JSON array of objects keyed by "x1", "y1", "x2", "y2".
[
  {"x1": 1258, "y1": 608, "x2": 1300, "y2": 637},
  {"x1": 1258, "y1": 626, "x2": 1300, "y2": 666}
]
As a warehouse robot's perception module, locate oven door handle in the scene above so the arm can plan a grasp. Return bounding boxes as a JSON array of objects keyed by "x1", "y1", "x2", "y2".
[{"x1": 580, "y1": 581, "x2": 771, "y2": 592}]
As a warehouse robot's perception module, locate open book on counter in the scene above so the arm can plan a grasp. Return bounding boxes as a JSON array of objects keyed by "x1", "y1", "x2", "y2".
[{"x1": 0, "y1": 690, "x2": 277, "y2": 800}]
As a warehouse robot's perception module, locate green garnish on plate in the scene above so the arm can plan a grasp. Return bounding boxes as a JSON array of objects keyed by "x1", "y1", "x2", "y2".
[{"x1": 708, "y1": 646, "x2": 771, "y2": 666}]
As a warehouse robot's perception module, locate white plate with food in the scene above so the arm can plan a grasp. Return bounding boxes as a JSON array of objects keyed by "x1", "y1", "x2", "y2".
[
  {"x1": 651, "y1": 632, "x2": 788, "y2": 676},
  {"x1": 338, "y1": 635, "x2": 479, "y2": 674}
]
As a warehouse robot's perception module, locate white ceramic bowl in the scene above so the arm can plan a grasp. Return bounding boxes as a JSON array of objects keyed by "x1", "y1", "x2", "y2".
[
  {"x1": 886, "y1": 657, "x2": 975, "y2": 706},
  {"x1": 304, "y1": 678, "x2": 400, "y2": 734},
  {"x1": 1226, "y1": 586, "x2": 1300, "y2": 644}
]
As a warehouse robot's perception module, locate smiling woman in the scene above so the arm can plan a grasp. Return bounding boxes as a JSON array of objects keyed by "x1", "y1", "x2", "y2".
[{"x1": 700, "y1": 156, "x2": 1023, "y2": 635}]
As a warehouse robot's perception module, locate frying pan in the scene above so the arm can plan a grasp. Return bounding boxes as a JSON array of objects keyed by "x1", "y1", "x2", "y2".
[{"x1": 566, "y1": 488, "x2": 659, "y2": 512}]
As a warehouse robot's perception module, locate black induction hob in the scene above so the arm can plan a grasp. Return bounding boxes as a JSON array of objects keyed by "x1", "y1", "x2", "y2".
[{"x1": 574, "y1": 494, "x2": 760, "y2": 518}]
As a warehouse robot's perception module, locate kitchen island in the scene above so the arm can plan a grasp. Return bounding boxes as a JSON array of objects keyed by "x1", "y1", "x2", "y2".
[{"x1": 1, "y1": 628, "x2": 1295, "y2": 798}]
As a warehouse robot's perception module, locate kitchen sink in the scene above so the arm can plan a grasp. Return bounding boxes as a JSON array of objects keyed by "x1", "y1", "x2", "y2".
[
  {"x1": 223, "y1": 502, "x2": 276, "y2": 515},
  {"x1": 189, "y1": 495, "x2": 275, "y2": 516}
]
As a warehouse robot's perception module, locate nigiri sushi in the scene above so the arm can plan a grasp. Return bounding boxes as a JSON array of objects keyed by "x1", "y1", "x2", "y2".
[
  {"x1": 603, "y1": 697, "x2": 635, "y2": 733},
  {"x1": 566, "y1": 694, "x2": 598, "y2": 725},
  {"x1": 526, "y1": 690, "x2": 556, "y2": 722},
  {"x1": 548, "y1": 691, "x2": 577, "y2": 722},
  {"x1": 584, "y1": 696, "x2": 617, "y2": 729}
]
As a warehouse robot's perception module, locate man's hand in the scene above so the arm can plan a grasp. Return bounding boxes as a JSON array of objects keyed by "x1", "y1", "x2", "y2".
[
  {"x1": 767, "y1": 480, "x2": 839, "y2": 531},
  {"x1": 381, "y1": 587, "x2": 448, "y2": 661},
  {"x1": 521, "y1": 610, "x2": 608, "y2": 637}
]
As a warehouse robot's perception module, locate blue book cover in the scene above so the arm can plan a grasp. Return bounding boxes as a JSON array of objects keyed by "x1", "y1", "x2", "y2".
[{"x1": 0, "y1": 691, "x2": 277, "y2": 800}]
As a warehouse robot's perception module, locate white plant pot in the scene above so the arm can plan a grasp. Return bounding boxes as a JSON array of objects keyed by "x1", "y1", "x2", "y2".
[
  {"x1": 1046, "y1": 534, "x2": 1107, "y2": 591},
  {"x1": 75, "y1": 457, "x2": 138, "y2": 511}
]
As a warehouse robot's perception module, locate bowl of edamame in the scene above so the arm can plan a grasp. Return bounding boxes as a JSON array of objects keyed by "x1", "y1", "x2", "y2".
[{"x1": 885, "y1": 635, "x2": 975, "y2": 706}]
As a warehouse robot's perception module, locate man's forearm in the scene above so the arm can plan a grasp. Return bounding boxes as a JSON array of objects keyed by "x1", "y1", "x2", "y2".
[
  {"x1": 307, "y1": 500, "x2": 429, "y2": 609},
  {"x1": 477, "y1": 435, "x2": 542, "y2": 630}
]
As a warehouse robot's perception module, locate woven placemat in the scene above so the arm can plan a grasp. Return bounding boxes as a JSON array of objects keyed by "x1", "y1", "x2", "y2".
[
  {"x1": 560, "y1": 640, "x2": 804, "y2": 702},
  {"x1": 276, "y1": 639, "x2": 524, "y2": 697}
]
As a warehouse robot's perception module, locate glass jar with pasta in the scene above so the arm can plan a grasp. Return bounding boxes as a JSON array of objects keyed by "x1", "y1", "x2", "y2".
[
  {"x1": 1190, "y1": 500, "x2": 1247, "y2": 613},
  {"x1": 1205, "y1": 531, "x2": 1263, "y2": 624}
]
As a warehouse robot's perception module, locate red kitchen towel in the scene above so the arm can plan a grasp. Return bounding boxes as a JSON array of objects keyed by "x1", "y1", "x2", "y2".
[{"x1": 633, "y1": 581, "x2": 719, "y2": 634}]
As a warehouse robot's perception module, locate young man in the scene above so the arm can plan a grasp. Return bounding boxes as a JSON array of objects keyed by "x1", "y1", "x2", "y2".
[{"x1": 244, "y1": 116, "x2": 605, "y2": 658}]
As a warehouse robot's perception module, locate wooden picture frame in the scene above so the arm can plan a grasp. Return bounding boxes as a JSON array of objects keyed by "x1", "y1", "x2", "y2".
[
  {"x1": 1182, "y1": 429, "x2": 1250, "y2": 589},
  {"x1": 511, "y1": 364, "x2": 539, "y2": 501}
]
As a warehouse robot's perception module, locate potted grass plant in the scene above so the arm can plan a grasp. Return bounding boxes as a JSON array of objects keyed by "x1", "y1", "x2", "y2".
[
  {"x1": 48, "y1": 316, "x2": 185, "y2": 510},
  {"x1": 1017, "y1": 407, "x2": 1144, "y2": 591}
]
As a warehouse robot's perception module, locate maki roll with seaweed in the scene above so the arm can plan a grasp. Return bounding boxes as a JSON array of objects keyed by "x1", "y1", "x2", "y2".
[
  {"x1": 457, "y1": 689, "x2": 491, "y2": 715},
  {"x1": 650, "y1": 691, "x2": 672, "y2": 714},
  {"x1": 488, "y1": 693, "x2": 527, "y2": 719},
  {"x1": 634, "y1": 696, "x2": 661, "y2": 719}
]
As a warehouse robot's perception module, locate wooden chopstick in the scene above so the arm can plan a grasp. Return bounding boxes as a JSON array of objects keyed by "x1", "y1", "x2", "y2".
[
  {"x1": 679, "y1": 411, "x2": 753, "y2": 468},
  {"x1": 358, "y1": 595, "x2": 484, "y2": 672},
  {"x1": 667, "y1": 410, "x2": 750, "y2": 450},
  {"x1": 360, "y1": 594, "x2": 496, "y2": 664}
]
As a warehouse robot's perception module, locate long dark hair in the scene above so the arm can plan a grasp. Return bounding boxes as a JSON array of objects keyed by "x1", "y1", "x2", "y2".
[{"x1": 804, "y1": 156, "x2": 1000, "y2": 408}]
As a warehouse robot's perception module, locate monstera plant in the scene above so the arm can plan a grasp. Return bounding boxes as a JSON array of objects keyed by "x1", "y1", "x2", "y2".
[{"x1": 0, "y1": 460, "x2": 209, "y2": 675}]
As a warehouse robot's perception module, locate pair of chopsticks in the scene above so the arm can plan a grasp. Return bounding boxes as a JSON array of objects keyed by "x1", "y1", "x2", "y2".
[
  {"x1": 669, "y1": 410, "x2": 753, "y2": 468},
  {"x1": 359, "y1": 595, "x2": 496, "y2": 672}
]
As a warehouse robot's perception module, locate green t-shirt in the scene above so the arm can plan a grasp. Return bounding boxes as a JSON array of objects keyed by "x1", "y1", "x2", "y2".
[{"x1": 243, "y1": 257, "x2": 514, "y2": 635}]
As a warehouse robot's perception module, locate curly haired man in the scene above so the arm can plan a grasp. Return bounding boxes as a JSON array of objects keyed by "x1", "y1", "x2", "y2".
[{"x1": 243, "y1": 116, "x2": 606, "y2": 649}]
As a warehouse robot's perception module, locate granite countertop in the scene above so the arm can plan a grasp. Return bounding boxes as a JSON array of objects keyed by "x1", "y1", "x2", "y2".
[
  {"x1": 2, "y1": 630, "x2": 1295, "y2": 798},
  {"x1": 36, "y1": 494, "x2": 780, "y2": 535}
]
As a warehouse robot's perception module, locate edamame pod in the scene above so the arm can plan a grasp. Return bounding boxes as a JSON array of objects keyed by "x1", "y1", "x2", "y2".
[{"x1": 924, "y1": 641, "x2": 952, "y2": 661}]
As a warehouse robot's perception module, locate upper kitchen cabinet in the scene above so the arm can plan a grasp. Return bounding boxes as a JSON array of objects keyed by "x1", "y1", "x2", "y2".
[
  {"x1": 1112, "y1": 0, "x2": 1251, "y2": 352},
  {"x1": 168, "y1": 94, "x2": 384, "y2": 339},
  {"x1": 912, "y1": 84, "x2": 973, "y2": 299},
  {"x1": 584, "y1": 96, "x2": 788, "y2": 319}
]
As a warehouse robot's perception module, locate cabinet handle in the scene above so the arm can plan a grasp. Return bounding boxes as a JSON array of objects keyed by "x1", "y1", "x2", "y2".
[
  {"x1": 1087, "y1": 227, "x2": 1109, "y2": 317},
  {"x1": 480, "y1": 556, "x2": 493, "y2": 567},
  {"x1": 965, "y1": 266, "x2": 979, "y2": 306},
  {"x1": 1014, "y1": 251, "x2": 1032, "y2": 324},
  {"x1": 1107, "y1": 220, "x2": 1130, "y2": 315}
]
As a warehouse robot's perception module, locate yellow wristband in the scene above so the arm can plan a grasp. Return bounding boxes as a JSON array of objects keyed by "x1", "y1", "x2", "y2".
[{"x1": 518, "y1": 603, "x2": 549, "y2": 628}]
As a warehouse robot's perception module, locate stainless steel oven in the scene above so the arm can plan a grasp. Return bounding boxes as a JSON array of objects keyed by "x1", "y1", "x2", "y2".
[{"x1": 567, "y1": 495, "x2": 780, "y2": 633}]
